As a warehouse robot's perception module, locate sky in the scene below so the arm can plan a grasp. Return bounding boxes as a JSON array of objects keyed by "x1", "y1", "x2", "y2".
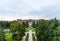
[{"x1": 0, "y1": 0, "x2": 60, "y2": 21}]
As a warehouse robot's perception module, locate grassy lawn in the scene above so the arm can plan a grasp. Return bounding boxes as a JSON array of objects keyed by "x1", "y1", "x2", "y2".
[
  {"x1": 5, "y1": 33, "x2": 16, "y2": 41},
  {"x1": 32, "y1": 28, "x2": 36, "y2": 32},
  {"x1": 25, "y1": 28, "x2": 29, "y2": 32}
]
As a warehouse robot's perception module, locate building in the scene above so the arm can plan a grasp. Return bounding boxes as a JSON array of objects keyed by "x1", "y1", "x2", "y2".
[{"x1": 17, "y1": 19, "x2": 38, "y2": 29}]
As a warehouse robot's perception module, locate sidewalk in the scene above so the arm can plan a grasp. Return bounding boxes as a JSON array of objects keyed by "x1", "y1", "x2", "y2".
[{"x1": 29, "y1": 30, "x2": 33, "y2": 41}]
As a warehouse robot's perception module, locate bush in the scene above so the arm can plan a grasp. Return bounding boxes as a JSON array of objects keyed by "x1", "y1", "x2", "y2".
[
  {"x1": 32, "y1": 33, "x2": 37, "y2": 41},
  {"x1": 25, "y1": 33, "x2": 29, "y2": 41}
]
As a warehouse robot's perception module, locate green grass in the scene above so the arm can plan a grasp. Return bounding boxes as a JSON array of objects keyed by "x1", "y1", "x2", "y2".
[
  {"x1": 25, "y1": 28, "x2": 29, "y2": 32},
  {"x1": 25, "y1": 33, "x2": 29, "y2": 41},
  {"x1": 32, "y1": 28, "x2": 36, "y2": 32},
  {"x1": 32, "y1": 33, "x2": 37, "y2": 41},
  {"x1": 5, "y1": 33, "x2": 16, "y2": 41}
]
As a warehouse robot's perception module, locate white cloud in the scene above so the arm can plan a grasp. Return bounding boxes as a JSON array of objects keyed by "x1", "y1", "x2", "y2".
[
  {"x1": 0, "y1": 0, "x2": 56, "y2": 13},
  {"x1": 0, "y1": 0, "x2": 60, "y2": 20},
  {"x1": 17, "y1": 15, "x2": 49, "y2": 20},
  {"x1": 0, "y1": 15, "x2": 49, "y2": 21},
  {"x1": 0, "y1": 15, "x2": 17, "y2": 21}
]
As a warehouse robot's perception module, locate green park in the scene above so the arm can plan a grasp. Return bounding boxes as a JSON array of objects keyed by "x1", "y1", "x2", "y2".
[
  {"x1": 0, "y1": 0, "x2": 60, "y2": 41},
  {"x1": 0, "y1": 18, "x2": 60, "y2": 41}
]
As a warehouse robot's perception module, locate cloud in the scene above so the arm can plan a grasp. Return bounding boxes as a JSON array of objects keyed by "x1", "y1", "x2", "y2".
[
  {"x1": 17, "y1": 15, "x2": 49, "y2": 20},
  {"x1": 0, "y1": 0, "x2": 60, "y2": 20},
  {"x1": 0, "y1": 15, "x2": 17, "y2": 21}
]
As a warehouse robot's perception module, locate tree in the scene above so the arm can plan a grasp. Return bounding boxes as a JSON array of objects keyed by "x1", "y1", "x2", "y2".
[
  {"x1": 48, "y1": 18, "x2": 59, "y2": 41},
  {"x1": 54, "y1": 26, "x2": 60, "y2": 41},
  {"x1": 36, "y1": 20, "x2": 49, "y2": 41},
  {"x1": 10, "y1": 21, "x2": 25, "y2": 41},
  {"x1": 0, "y1": 25, "x2": 6, "y2": 41},
  {"x1": 22, "y1": 21, "x2": 26, "y2": 27},
  {"x1": 25, "y1": 21, "x2": 29, "y2": 28},
  {"x1": 0, "y1": 21, "x2": 10, "y2": 28},
  {"x1": 22, "y1": 21, "x2": 26, "y2": 32},
  {"x1": 32, "y1": 21, "x2": 36, "y2": 28}
]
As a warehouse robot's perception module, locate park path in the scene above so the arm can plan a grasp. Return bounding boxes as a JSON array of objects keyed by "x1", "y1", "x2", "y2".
[
  {"x1": 22, "y1": 33, "x2": 27, "y2": 41},
  {"x1": 22, "y1": 22, "x2": 33, "y2": 41},
  {"x1": 22, "y1": 36, "x2": 26, "y2": 41},
  {"x1": 22, "y1": 30, "x2": 33, "y2": 41},
  {"x1": 29, "y1": 30, "x2": 33, "y2": 41}
]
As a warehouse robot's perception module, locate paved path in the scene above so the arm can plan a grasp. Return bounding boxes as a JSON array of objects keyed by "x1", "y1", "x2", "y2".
[
  {"x1": 29, "y1": 30, "x2": 33, "y2": 41},
  {"x1": 22, "y1": 33, "x2": 27, "y2": 41},
  {"x1": 22, "y1": 36, "x2": 26, "y2": 41}
]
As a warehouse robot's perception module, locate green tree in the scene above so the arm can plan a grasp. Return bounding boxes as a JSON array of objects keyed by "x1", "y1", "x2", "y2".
[
  {"x1": 10, "y1": 21, "x2": 25, "y2": 41},
  {"x1": 48, "y1": 18, "x2": 59, "y2": 41},
  {"x1": 36, "y1": 20, "x2": 49, "y2": 41},
  {"x1": 0, "y1": 25, "x2": 6, "y2": 41},
  {"x1": 0, "y1": 21, "x2": 10, "y2": 28},
  {"x1": 22, "y1": 21, "x2": 26, "y2": 32},
  {"x1": 25, "y1": 21, "x2": 29, "y2": 28},
  {"x1": 22, "y1": 21, "x2": 26, "y2": 27},
  {"x1": 32, "y1": 21, "x2": 36, "y2": 28}
]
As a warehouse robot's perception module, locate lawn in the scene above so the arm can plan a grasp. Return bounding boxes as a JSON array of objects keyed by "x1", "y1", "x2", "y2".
[
  {"x1": 32, "y1": 28, "x2": 36, "y2": 32},
  {"x1": 25, "y1": 28, "x2": 29, "y2": 32},
  {"x1": 5, "y1": 33, "x2": 16, "y2": 41}
]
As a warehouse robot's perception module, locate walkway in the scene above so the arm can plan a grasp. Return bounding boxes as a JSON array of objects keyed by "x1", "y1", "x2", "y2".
[
  {"x1": 29, "y1": 30, "x2": 33, "y2": 41},
  {"x1": 22, "y1": 36, "x2": 26, "y2": 41},
  {"x1": 22, "y1": 33, "x2": 27, "y2": 41}
]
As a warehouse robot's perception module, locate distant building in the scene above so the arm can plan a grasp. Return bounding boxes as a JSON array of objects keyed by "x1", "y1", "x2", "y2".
[
  {"x1": 17, "y1": 19, "x2": 38, "y2": 23},
  {"x1": 17, "y1": 19, "x2": 38, "y2": 29}
]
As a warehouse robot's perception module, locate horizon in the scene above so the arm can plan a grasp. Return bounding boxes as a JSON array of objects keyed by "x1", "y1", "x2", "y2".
[{"x1": 0, "y1": 17, "x2": 60, "y2": 21}]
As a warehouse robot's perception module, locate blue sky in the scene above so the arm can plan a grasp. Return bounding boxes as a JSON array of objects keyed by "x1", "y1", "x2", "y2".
[{"x1": 0, "y1": 0, "x2": 60, "y2": 20}]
